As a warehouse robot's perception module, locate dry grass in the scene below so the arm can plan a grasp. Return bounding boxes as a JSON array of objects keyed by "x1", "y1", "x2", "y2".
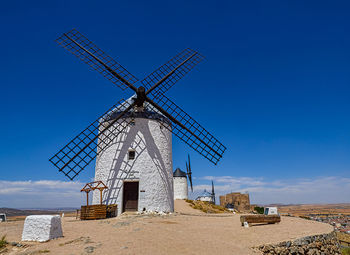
[
  {"x1": 337, "y1": 232, "x2": 350, "y2": 243},
  {"x1": 159, "y1": 221, "x2": 178, "y2": 224},
  {"x1": 185, "y1": 199, "x2": 230, "y2": 213},
  {"x1": 38, "y1": 250, "x2": 50, "y2": 253},
  {"x1": 342, "y1": 247, "x2": 350, "y2": 255},
  {"x1": 6, "y1": 216, "x2": 27, "y2": 222},
  {"x1": 0, "y1": 235, "x2": 8, "y2": 254},
  {"x1": 0, "y1": 235, "x2": 7, "y2": 248}
]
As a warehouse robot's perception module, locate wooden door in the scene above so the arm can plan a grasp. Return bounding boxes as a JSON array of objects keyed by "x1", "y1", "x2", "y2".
[{"x1": 123, "y1": 181, "x2": 139, "y2": 212}]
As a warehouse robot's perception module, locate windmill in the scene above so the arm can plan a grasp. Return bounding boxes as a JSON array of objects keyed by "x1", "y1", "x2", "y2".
[
  {"x1": 196, "y1": 180, "x2": 216, "y2": 204},
  {"x1": 173, "y1": 154, "x2": 193, "y2": 200},
  {"x1": 49, "y1": 29, "x2": 226, "y2": 214}
]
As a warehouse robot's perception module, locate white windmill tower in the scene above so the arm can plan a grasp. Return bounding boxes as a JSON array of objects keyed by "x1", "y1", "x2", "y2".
[
  {"x1": 173, "y1": 168, "x2": 188, "y2": 200},
  {"x1": 50, "y1": 29, "x2": 226, "y2": 215},
  {"x1": 92, "y1": 99, "x2": 174, "y2": 215},
  {"x1": 173, "y1": 154, "x2": 194, "y2": 200}
]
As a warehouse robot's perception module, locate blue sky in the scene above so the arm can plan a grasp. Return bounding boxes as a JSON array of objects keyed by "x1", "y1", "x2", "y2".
[{"x1": 0, "y1": 0, "x2": 349, "y2": 207}]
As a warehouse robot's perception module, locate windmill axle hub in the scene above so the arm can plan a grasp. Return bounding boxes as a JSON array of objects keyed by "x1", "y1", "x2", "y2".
[{"x1": 135, "y1": 86, "x2": 147, "y2": 107}]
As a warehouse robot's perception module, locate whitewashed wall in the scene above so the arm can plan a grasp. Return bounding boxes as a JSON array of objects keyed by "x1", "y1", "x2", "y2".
[
  {"x1": 92, "y1": 116, "x2": 173, "y2": 215},
  {"x1": 173, "y1": 177, "x2": 188, "y2": 199},
  {"x1": 198, "y1": 196, "x2": 214, "y2": 202}
]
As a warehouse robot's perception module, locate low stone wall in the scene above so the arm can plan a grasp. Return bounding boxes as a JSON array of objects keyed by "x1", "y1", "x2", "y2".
[{"x1": 257, "y1": 231, "x2": 341, "y2": 255}]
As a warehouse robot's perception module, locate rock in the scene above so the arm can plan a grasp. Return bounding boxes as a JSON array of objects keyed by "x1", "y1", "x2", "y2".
[
  {"x1": 257, "y1": 232, "x2": 341, "y2": 255},
  {"x1": 281, "y1": 249, "x2": 289, "y2": 255},
  {"x1": 307, "y1": 248, "x2": 316, "y2": 255},
  {"x1": 85, "y1": 246, "x2": 95, "y2": 253},
  {"x1": 260, "y1": 245, "x2": 273, "y2": 253},
  {"x1": 84, "y1": 237, "x2": 92, "y2": 244},
  {"x1": 289, "y1": 246, "x2": 299, "y2": 254},
  {"x1": 21, "y1": 215, "x2": 63, "y2": 242},
  {"x1": 297, "y1": 246, "x2": 305, "y2": 254}
]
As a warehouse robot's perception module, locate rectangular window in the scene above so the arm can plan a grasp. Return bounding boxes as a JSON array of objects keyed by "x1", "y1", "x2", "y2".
[{"x1": 128, "y1": 150, "x2": 135, "y2": 160}]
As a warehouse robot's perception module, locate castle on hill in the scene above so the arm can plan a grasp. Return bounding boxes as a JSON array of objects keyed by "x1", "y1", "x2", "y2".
[{"x1": 219, "y1": 192, "x2": 251, "y2": 212}]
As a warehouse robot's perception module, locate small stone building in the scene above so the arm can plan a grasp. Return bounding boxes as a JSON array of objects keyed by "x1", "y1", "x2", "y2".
[{"x1": 219, "y1": 192, "x2": 250, "y2": 212}]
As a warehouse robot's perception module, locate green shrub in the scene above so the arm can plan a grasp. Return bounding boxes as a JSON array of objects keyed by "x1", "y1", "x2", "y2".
[
  {"x1": 0, "y1": 235, "x2": 7, "y2": 248},
  {"x1": 254, "y1": 206, "x2": 264, "y2": 214}
]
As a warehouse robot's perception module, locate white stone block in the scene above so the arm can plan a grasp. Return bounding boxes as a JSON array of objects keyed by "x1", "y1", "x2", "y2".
[
  {"x1": 22, "y1": 215, "x2": 63, "y2": 242},
  {"x1": 243, "y1": 221, "x2": 249, "y2": 228}
]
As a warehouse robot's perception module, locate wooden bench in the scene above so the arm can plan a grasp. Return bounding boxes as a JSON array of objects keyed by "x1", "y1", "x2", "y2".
[{"x1": 240, "y1": 214, "x2": 281, "y2": 226}]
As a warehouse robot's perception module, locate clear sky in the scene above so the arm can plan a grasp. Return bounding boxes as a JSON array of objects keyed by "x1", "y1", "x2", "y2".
[{"x1": 0, "y1": 0, "x2": 349, "y2": 208}]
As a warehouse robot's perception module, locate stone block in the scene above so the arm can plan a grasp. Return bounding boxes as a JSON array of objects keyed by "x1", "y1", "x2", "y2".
[{"x1": 22, "y1": 215, "x2": 63, "y2": 242}]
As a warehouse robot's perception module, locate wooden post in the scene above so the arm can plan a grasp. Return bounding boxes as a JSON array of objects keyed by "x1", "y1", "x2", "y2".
[
  {"x1": 86, "y1": 192, "x2": 89, "y2": 206},
  {"x1": 100, "y1": 189, "x2": 103, "y2": 205}
]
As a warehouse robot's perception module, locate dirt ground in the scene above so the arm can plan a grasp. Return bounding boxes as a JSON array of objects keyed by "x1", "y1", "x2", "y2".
[{"x1": 0, "y1": 200, "x2": 333, "y2": 255}]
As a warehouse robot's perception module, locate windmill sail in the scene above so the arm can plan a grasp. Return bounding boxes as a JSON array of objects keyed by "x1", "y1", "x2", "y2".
[
  {"x1": 186, "y1": 154, "x2": 193, "y2": 192},
  {"x1": 147, "y1": 94, "x2": 226, "y2": 165},
  {"x1": 49, "y1": 99, "x2": 134, "y2": 180},
  {"x1": 51, "y1": 30, "x2": 226, "y2": 180},
  {"x1": 211, "y1": 180, "x2": 216, "y2": 204},
  {"x1": 141, "y1": 48, "x2": 204, "y2": 96},
  {"x1": 56, "y1": 29, "x2": 138, "y2": 91}
]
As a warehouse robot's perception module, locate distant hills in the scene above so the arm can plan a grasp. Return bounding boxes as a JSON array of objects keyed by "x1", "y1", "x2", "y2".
[
  {"x1": 0, "y1": 207, "x2": 77, "y2": 217},
  {"x1": 263, "y1": 203, "x2": 350, "y2": 207}
]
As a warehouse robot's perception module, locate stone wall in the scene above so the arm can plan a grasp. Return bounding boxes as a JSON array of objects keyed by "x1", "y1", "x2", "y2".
[
  {"x1": 257, "y1": 232, "x2": 341, "y2": 255},
  {"x1": 219, "y1": 192, "x2": 250, "y2": 211}
]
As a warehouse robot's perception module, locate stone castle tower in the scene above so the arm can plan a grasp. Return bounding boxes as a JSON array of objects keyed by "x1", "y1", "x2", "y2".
[{"x1": 219, "y1": 192, "x2": 250, "y2": 211}]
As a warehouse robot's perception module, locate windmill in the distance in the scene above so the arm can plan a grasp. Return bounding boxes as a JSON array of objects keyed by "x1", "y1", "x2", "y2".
[
  {"x1": 173, "y1": 154, "x2": 193, "y2": 200},
  {"x1": 196, "y1": 180, "x2": 216, "y2": 204},
  {"x1": 49, "y1": 29, "x2": 226, "y2": 215}
]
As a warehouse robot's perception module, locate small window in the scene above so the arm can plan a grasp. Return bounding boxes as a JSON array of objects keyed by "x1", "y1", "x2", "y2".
[{"x1": 128, "y1": 150, "x2": 135, "y2": 160}]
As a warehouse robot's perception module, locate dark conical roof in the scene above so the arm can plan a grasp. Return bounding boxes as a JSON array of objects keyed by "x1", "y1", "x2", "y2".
[{"x1": 173, "y1": 168, "x2": 187, "y2": 177}]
